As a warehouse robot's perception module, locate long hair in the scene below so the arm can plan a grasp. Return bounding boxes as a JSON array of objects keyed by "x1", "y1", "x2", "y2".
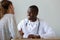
[
  {"x1": 0, "y1": 0, "x2": 12, "y2": 19},
  {"x1": 0, "y1": 2, "x2": 4, "y2": 19},
  {"x1": 1, "y1": 0, "x2": 12, "y2": 14}
]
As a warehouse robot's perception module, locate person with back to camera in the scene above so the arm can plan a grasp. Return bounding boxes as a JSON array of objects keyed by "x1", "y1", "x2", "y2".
[{"x1": 0, "y1": 0, "x2": 19, "y2": 40}]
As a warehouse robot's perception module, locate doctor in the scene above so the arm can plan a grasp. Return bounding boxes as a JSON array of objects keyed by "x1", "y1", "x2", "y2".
[
  {"x1": 17, "y1": 5, "x2": 55, "y2": 39},
  {"x1": 0, "y1": 0, "x2": 19, "y2": 40}
]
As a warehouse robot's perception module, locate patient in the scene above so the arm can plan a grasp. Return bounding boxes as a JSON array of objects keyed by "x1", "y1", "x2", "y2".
[
  {"x1": 0, "y1": 0, "x2": 19, "y2": 40},
  {"x1": 17, "y1": 5, "x2": 55, "y2": 39}
]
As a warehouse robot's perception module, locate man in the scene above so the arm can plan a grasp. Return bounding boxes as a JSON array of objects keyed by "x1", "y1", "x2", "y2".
[{"x1": 17, "y1": 5, "x2": 55, "y2": 39}]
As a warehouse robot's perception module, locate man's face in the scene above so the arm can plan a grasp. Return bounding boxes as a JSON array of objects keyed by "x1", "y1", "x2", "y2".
[{"x1": 27, "y1": 8, "x2": 38, "y2": 19}]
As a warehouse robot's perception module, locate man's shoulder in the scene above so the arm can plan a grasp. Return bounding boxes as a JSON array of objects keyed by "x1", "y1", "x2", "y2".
[
  {"x1": 38, "y1": 18, "x2": 47, "y2": 24},
  {"x1": 38, "y1": 18, "x2": 44, "y2": 22},
  {"x1": 19, "y1": 18, "x2": 28, "y2": 24}
]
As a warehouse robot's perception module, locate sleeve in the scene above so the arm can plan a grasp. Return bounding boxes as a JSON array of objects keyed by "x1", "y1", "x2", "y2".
[
  {"x1": 8, "y1": 15, "x2": 20, "y2": 39},
  {"x1": 38, "y1": 21, "x2": 56, "y2": 39},
  {"x1": 17, "y1": 18, "x2": 28, "y2": 31},
  {"x1": 17, "y1": 22, "x2": 22, "y2": 31},
  {"x1": 0, "y1": 23, "x2": 5, "y2": 40},
  {"x1": 0, "y1": 18, "x2": 11, "y2": 40}
]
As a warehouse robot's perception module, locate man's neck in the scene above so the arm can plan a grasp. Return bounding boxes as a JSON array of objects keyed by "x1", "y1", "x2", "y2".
[{"x1": 29, "y1": 17, "x2": 37, "y2": 22}]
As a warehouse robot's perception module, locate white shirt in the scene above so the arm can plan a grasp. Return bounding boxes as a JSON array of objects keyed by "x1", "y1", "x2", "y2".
[
  {"x1": 0, "y1": 14, "x2": 19, "y2": 40},
  {"x1": 17, "y1": 18, "x2": 55, "y2": 39}
]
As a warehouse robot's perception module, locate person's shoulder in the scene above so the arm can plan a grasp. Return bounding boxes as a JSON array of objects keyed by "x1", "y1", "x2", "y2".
[
  {"x1": 18, "y1": 18, "x2": 28, "y2": 24},
  {"x1": 38, "y1": 18, "x2": 44, "y2": 22},
  {"x1": 38, "y1": 18, "x2": 47, "y2": 24},
  {"x1": 4, "y1": 14, "x2": 14, "y2": 17},
  {"x1": 3, "y1": 14, "x2": 15, "y2": 20}
]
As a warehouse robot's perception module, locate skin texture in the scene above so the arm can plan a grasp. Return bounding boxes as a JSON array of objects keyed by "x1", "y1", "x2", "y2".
[
  {"x1": 27, "y1": 8, "x2": 38, "y2": 22},
  {"x1": 19, "y1": 29, "x2": 24, "y2": 36},
  {"x1": 7, "y1": 4, "x2": 14, "y2": 14}
]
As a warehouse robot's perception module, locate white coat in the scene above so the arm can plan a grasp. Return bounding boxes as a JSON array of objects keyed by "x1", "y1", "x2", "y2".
[{"x1": 17, "y1": 18, "x2": 55, "y2": 39}]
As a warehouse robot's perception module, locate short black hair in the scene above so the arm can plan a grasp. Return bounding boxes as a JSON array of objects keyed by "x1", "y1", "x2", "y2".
[{"x1": 29, "y1": 5, "x2": 39, "y2": 13}]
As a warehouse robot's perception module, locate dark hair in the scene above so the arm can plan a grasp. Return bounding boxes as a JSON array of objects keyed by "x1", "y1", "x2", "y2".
[
  {"x1": 1, "y1": 0, "x2": 12, "y2": 14},
  {"x1": 29, "y1": 5, "x2": 39, "y2": 13}
]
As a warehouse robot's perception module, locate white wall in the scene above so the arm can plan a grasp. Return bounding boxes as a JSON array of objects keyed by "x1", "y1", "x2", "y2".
[{"x1": 7, "y1": 0, "x2": 60, "y2": 38}]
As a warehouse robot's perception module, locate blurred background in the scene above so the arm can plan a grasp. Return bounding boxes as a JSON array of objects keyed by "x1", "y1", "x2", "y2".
[{"x1": 1, "y1": 0, "x2": 60, "y2": 38}]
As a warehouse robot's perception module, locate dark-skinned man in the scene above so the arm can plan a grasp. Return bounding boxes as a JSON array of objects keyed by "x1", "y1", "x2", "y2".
[{"x1": 17, "y1": 5, "x2": 55, "y2": 39}]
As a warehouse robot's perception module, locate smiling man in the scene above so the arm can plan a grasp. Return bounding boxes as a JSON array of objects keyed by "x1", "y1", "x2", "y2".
[{"x1": 17, "y1": 5, "x2": 55, "y2": 39}]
